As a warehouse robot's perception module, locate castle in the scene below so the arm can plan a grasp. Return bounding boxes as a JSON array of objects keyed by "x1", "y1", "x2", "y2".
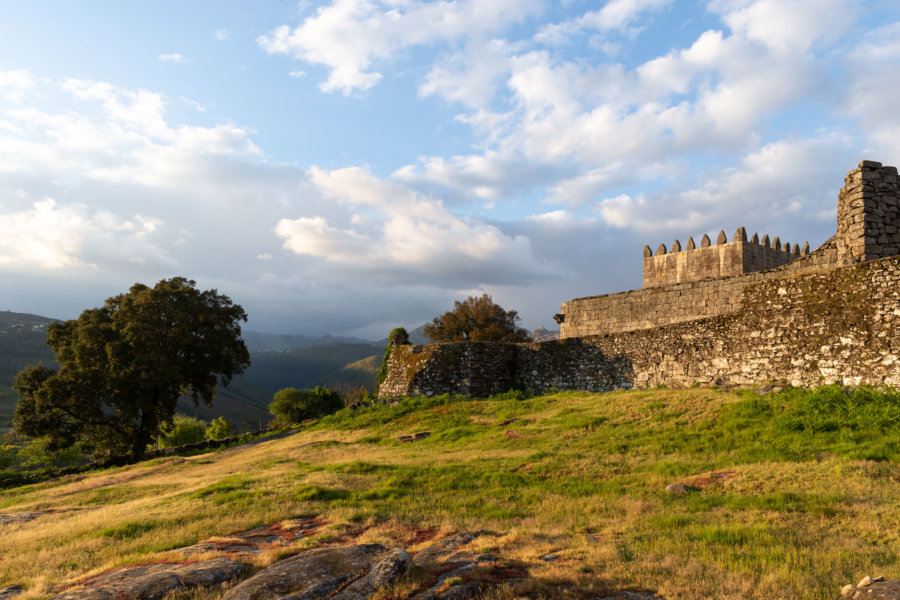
[{"x1": 379, "y1": 161, "x2": 900, "y2": 397}]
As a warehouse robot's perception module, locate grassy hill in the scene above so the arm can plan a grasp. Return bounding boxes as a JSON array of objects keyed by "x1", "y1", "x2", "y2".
[{"x1": 3, "y1": 386, "x2": 898, "y2": 599}]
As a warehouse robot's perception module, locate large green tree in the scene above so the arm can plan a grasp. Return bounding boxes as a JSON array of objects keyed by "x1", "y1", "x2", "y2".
[
  {"x1": 424, "y1": 293, "x2": 530, "y2": 343},
  {"x1": 13, "y1": 277, "x2": 250, "y2": 462}
]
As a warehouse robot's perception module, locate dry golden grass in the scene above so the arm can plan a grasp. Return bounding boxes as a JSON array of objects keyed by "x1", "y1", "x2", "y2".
[{"x1": 1, "y1": 387, "x2": 899, "y2": 599}]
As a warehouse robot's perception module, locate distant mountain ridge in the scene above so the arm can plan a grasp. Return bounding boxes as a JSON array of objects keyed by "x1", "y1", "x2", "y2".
[{"x1": 242, "y1": 330, "x2": 375, "y2": 352}]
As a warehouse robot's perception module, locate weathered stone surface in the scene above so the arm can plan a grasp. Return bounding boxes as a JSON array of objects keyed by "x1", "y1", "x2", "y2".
[
  {"x1": 396, "y1": 432, "x2": 431, "y2": 443},
  {"x1": 221, "y1": 544, "x2": 410, "y2": 600},
  {"x1": 51, "y1": 559, "x2": 251, "y2": 600},
  {"x1": 0, "y1": 585, "x2": 24, "y2": 600},
  {"x1": 568, "y1": 162, "x2": 899, "y2": 338},
  {"x1": 180, "y1": 516, "x2": 327, "y2": 556},
  {"x1": 379, "y1": 253, "x2": 900, "y2": 397},
  {"x1": 839, "y1": 578, "x2": 900, "y2": 599},
  {"x1": 664, "y1": 483, "x2": 696, "y2": 495}
]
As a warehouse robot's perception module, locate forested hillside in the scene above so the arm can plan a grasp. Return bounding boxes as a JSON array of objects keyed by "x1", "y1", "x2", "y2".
[{"x1": 0, "y1": 311, "x2": 381, "y2": 431}]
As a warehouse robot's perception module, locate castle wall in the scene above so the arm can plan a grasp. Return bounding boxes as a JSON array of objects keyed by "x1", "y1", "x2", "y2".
[
  {"x1": 379, "y1": 255, "x2": 900, "y2": 397},
  {"x1": 559, "y1": 161, "x2": 898, "y2": 338},
  {"x1": 642, "y1": 232, "x2": 802, "y2": 288}
]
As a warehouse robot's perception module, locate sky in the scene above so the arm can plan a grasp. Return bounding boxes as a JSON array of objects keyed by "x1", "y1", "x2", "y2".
[{"x1": 1, "y1": 0, "x2": 899, "y2": 339}]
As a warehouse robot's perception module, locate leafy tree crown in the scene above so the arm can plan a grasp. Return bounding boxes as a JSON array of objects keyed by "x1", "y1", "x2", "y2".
[
  {"x1": 13, "y1": 277, "x2": 250, "y2": 463},
  {"x1": 423, "y1": 294, "x2": 530, "y2": 343},
  {"x1": 268, "y1": 386, "x2": 343, "y2": 424}
]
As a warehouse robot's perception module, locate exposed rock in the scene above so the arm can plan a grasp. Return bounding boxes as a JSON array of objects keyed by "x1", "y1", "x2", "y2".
[
  {"x1": 51, "y1": 559, "x2": 251, "y2": 600},
  {"x1": 409, "y1": 531, "x2": 522, "y2": 600},
  {"x1": 839, "y1": 578, "x2": 900, "y2": 599},
  {"x1": 0, "y1": 585, "x2": 24, "y2": 600},
  {"x1": 594, "y1": 591, "x2": 667, "y2": 599},
  {"x1": 539, "y1": 554, "x2": 559, "y2": 562},
  {"x1": 179, "y1": 516, "x2": 326, "y2": 556},
  {"x1": 396, "y1": 432, "x2": 431, "y2": 443},
  {"x1": 665, "y1": 483, "x2": 698, "y2": 495},
  {"x1": 222, "y1": 544, "x2": 410, "y2": 600},
  {"x1": 412, "y1": 531, "x2": 496, "y2": 566}
]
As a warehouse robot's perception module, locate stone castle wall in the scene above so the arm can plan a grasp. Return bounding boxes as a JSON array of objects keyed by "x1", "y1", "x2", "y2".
[
  {"x1": 642, "y1": 228, "x2": 806, "y2": 288},
  {"x1": 379, "y1": 254, "x2": 900, "y2": 397},
  {"x1": 559, "y1": 161, "x2": 900, "y2": 338}
]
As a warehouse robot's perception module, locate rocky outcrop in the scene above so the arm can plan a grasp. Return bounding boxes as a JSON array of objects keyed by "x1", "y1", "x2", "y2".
[
  {"x1": 222, "y1": 544, "x2": 411, "y2": 600},
  {"x1": 0, "y1": 586, "x2": 24, "y2": 600},
  {"x1": 839, "y1": 576, "x2": 900, "y2": 599},
  {"x1": 50, "y1": 559, "x2": 251, "y2": 600}
]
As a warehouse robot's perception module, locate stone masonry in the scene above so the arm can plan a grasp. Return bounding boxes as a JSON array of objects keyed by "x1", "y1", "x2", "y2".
[
  {"x1": 558, "y1": 161, "x2": 900, "y2": 338},
  {"x1": 642, "y1": 227, "x2": 807, "y2": 288},
  {"x1": 378, "y1": 161, "x2": 900, "y2": 397},
  {"x1": 379, "y1": 254, "x2": 900, "y2": 397}
]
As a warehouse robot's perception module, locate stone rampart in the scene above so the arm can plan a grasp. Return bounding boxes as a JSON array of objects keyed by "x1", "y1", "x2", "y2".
[
  {"x1": 559, "y1": 161, "x2": 900, "y2": 338},
  {"x1": 379, "y1": 255, "x2": 900, "y2": 397},
  {"x1": 642, "y1": 227, "x2": 807, "y2": 288}
]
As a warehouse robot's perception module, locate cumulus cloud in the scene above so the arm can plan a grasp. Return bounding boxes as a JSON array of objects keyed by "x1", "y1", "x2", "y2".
[
  {"x1": 535, "y1": 0, "x2": 673, "y2": 44},
  {"x1": 257, "y1": 0, "x2": 542, "y2": 94},
  {"x1": 709, "y1": 0, "x2": 857, "y2": 54},
  {"x1": 0, "y1": 198, "x2": 171, "y2": 270},
  {"x1": 276, "y1": 166, "x2": 551, "y2": 286}
]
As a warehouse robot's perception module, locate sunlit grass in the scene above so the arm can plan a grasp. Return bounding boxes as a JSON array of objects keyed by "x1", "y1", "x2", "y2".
[{"x1": 1, "y1": 386, "x2": 899, "y2": 599}]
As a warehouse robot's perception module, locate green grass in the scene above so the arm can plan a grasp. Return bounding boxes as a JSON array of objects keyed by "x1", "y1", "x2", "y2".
[{"x1": 3, "y1": 385, "x2": 900, "y2": 600}]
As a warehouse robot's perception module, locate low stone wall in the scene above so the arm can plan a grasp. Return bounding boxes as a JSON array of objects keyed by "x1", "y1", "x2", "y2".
[{"x1": 379, "y1": 255, "x2": 900, "y2": 397}]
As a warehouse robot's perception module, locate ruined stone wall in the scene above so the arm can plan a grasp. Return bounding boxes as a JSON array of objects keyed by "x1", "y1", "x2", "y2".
[
  {"x1": 642, "y1": 228, "x2": 805, "y2": 288},
  {"x1": 379, "y1": 255, "x2": 900, "y2": 397},
  {"x1": 837, "y1": 160, "x2": 900, "y2": 263},
  {"x1": 559, "y1": 161, "x2": 899, "y2": 338}
]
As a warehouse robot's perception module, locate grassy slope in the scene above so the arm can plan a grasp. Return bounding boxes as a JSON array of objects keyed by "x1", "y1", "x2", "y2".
[{"x1": 2, "y1": 388, "x2": 899, "y2": 599}]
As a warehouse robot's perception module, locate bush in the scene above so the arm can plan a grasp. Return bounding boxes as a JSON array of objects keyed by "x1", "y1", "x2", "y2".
[
  {"x1": 269, "y1": 386, "x2": 344, "y2": 425},
  {"x1": 206, "y1": 416, "x2": 233, "y2": 441},
  {"x1": 158, "y1": 415, "x2": 207, "y2": 449},
  {"x1": 18, "y1": 436, "x2": 84, "y2": 468}
]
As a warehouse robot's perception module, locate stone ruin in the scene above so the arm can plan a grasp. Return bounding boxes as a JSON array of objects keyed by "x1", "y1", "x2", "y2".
[
  {"x1": 558, "y1": 160, "x2": 900, "y2": 338},
  {"x1": 379, "y1": 161, "x2": 900, "y2": 397}
]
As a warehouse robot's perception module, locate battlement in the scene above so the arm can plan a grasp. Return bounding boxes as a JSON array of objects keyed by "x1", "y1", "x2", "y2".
[
  {"x1": 642, "y1": 227, "x2": 810, "y2": 287},
  {"x1": 559, "y1": 160, "x2": 900, "y2": 338}
]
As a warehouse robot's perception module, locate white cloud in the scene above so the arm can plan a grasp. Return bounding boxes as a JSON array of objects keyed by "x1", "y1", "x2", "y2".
[
  {"x1": 288, "y1": 70, "x2": 307, "y2": 78},
  {"x1": 158, "y1": 53, "x2": 189, "y2": 63},
  {"x1": 276, "y1": 166, "x2": 551, "y2": 285},
  {"x1": 0, "y1": 198, "x2": 171, "y2": 270},
  {"x1": 709, "y1": 0, "x2": 857, "y2": 54},
  {"x1": 215, "y1": 28, "x2": 231, "y2": 41},
  {"x1": 418, "y1": 39, "x2": 514, "y2": 108},
  {"x1": 592, "y1": 138, "x2": 849, "y2": 240},
  {"x1": 0, "y1": 69, "x2": 41, "y2": 103},
  {"x1": 257, "y1": 0, "x2": 542, "y2": 94},
  {"x1": 535, "y1": 0, "x2": 673, "y2": 43}
]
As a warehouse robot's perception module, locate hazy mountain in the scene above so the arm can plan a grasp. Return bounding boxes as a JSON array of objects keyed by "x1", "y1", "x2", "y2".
[{"x1": 242, "y1": 330, "x2": 375, "y2": 352}]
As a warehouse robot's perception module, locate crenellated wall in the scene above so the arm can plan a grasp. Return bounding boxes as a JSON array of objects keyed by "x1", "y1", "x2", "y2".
[
  {"x1": 379, "y1": 255, "x2": 900, "y2": 398},
  {"x1": 558, "y1": 161, "x2": 900, "y2": 338},
  {"x1": 642, "y1": 227, "x2": 808, "y2": 288}
]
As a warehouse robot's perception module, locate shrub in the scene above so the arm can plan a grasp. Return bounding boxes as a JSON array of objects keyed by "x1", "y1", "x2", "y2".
[
  {"x1": 158, "y1": 415, "x2": 207, "y2": 448},
  {"x1": 269, "y1": 386, "x2": 344, "y2": 425},
  {"x1": 206, "y1": 416, "x2": 233, "y2": 441}
]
